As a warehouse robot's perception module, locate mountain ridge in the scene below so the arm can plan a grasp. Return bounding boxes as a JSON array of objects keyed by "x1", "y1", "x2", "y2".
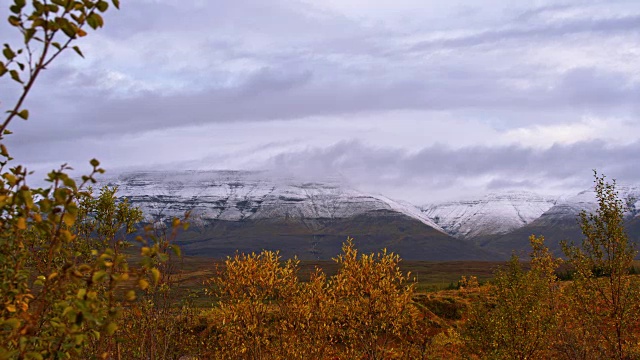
[
  {"x1": 421, "y1": 191, "x2": 557, "y2": 240},
  {"x1": 102, "y1": 170, "x2": 488, "y2": 260},
  {"x1": 101, "y1": 170, "x2": 640, "y2": 260}
]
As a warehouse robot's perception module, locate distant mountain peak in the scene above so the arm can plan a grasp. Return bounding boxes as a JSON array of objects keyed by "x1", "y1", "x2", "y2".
[
  {"x1": 421, "y1": 191, "x2": 557, "y2": 240},
  {"x1": 102, "y1": 170, "x2": 445, "y2": 232},
  {"x1": 98, "y1": 170, "x2": 639, "y2": 260}
]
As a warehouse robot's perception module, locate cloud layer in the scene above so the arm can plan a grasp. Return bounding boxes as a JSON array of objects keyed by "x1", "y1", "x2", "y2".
[{"x1": 2, "y1": 0, "x2": 639, "y2": 201}]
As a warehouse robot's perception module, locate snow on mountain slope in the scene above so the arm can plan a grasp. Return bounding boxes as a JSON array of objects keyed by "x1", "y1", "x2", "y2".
[
  {"x1": 481, "y1": 185, "x2": 640, "y2": 258},
  {"x1": 102, "y1": 171, "x2": 445, "y2": 232},
  {"x1": 421, "y1": 191, "x2": 557, "y2": 240},
  {"x1": 538, "y1": 185, "x2": 640, "y2": 220}
]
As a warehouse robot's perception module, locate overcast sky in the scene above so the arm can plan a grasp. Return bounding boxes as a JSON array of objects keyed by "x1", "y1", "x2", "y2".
[{"x1": 2, "y1": 0, "x2": 640, "y2": 203}]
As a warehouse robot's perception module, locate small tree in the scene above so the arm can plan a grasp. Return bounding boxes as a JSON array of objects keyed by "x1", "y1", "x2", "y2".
[
  {"x1": 463, "y1": 235, "x2": 561, "y2": 360},
  {"x1": 206, "y1": 239, "x2": 425, "y2": 359},
  {"x1": 207, "y1": 250, "x2": 300, "y2": 359},
  {"x1": 1, "y1": 0, "x2": 119, "y2": 137},
  {"x1": 328, "y1": 239, "x2": 416, "y2": 360},
  {"x1": 561, "y1": 173, "x2": 640, "y2": 359},
  {"x1": 0, "y1": 2, "x2": 185, "y2": 358}
]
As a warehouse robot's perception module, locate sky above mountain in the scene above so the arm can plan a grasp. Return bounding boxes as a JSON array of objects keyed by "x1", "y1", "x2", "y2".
[{"x1": 3, "y1": 0, "x2": 640, "y2": 202}]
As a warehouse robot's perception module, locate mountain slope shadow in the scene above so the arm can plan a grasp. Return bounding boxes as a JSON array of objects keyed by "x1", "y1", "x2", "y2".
[
  {"x1": 479, "y1": 212, "x2": 640, "y2": 260},
  {"x1": 175, "y1": 210, "x2": 496, "y2": 260}
]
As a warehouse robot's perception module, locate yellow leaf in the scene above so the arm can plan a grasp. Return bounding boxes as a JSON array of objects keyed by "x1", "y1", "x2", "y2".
[
  {"x1": 62, "y1": 212, "x2": 75, "y2": 227},
  {"x1": 151, "y1": 268, "x2": 160, "y2": 284},
  {"x1": 139, "y1": 279, "x2": 149, "y2": 290},
  {"x1": 105, "y1": 322, "x2": 117, "y2": 335},
  {"x1": 16, "y1": 217, "x2": 26, "y2": 230},
  {"x1": 92, "y1": 271, "x2": 107, "y2": 283},
  {"x1": 59, "y1": 229, "x2": 76, "y2": 242},
  {"x1": 5, "y1": 304, "x2": 16, "y2": 313},
  {"x1": 77, "y1": 288, "x2": 87, "y2": 299}
]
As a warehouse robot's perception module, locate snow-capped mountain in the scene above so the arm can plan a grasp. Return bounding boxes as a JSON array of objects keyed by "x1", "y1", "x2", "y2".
[
  {"x1": 99, "y1": 170, "x2": 639, "y2": 260},
  {"x1": 100, "y1": 171, "x2": 492, "y2": 260},
  {"x1": 104, "y1": 170, "x2": 444, "y2": 231},
  {"x1": 421, "y1": 191, "x2": 557, "y2": 240},
  {"x1": 481, "y1": 185, "x2": 640, "y2": 258},
  {"x1": 541, "y1": 185, "x2": 640, "y2": 221}
]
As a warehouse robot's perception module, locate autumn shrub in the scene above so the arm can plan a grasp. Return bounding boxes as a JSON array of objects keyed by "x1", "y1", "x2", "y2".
[
  {"x1": 558, "y1": 173, "x2": 640, "y2": 360},
  {"x1": 109, "y1": 218, "x2": 195, "y2": 360},
  {"x1": 462, "y1": 235, "x2": 561, "y2": 360},
  {"x1": 205, "y1": 250, "x2": 301, "y2": 359},
  {"x1": 329, "y1": 240, "x2": 417, "y2": 359},
  {"x1": 205, "y1": 238, "x2": 433, "y2": 360},
  {"x1": 0, "y1": 2, "x2": 185, "y2": 358},
  {"x1": 0, "y1": 163, "x2": 177, "y2": 359},
  {"x1": 461, "y1": 174, "x2": 640, "y2": 360}
]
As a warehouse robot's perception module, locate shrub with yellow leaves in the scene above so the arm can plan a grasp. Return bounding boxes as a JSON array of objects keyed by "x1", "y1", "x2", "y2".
[{"x1": 205, "y1": 238, "x2": 430, "y2": 360}]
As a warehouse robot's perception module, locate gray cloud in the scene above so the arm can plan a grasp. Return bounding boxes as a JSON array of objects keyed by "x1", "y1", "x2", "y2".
[
  {"x1": 411, "y1": 14, "x2": 640, "y2": 50},
  {"x1": 5, "y1": 1, "x2": 640, "y2": 144},
  {"x1": 9, "y1": 64, "x2": 638, "y2": 148},
  {"x1": 266, "y1": 140, "x2": 640, "y2": 200},
  {"x1": 2, "y1": 0, "x2": 640, "y2": 202},
  {"x1": 486, "y1": 178, "x2": 539, "y2": 190}
]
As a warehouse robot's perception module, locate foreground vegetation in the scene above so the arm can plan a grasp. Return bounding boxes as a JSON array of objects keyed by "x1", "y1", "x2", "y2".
[
  {"x1": 3, "y1": 169, "x2": 639, "y2": 359},
  {"x1": 2, "y1": 1, "x2": 640, "y2": 359},
  {"x1": 136, "y1": 174, "x2": 637, "y2": 360}
]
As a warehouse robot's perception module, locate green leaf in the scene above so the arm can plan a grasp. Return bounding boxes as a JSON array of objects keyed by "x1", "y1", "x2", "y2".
[
  {"x1": 0, "y1": 62, "x2": 7, "y2": 77},
  {"x1": 60, "y1": 23, "x2": 76, "y2": 38},
  {"x1": 33, "y1": 1, "x2": 44, "y2": 12},
  {"x1": 8, "y1": 16, "x2": 20, "y2": 26},
  {"x1": 170, "y1": 244, "x2": 182, "y2": 257},
  {"x1": 77, "y1": 288, "x2": 87, "y2": 299},
  {"x1": 151, "y1": 268, "x2": 160, "y2": 284},
  {"x1": 72, "y1": 45, "x2": 84, "y2": 58},
  {"x1": 62, "y1": 212, "x2": 76, "y2": 227},
  {"x1": 9, "y1": 70, "x2": 22, "y2": 84},
  {"x1": 24, "y1": 28, "x2": 36, "y2": 43},
  {"x1": 90, "y1": 158, "x2": 100, "y2": 167},
  {"x1": 17, "y1": 109, "x2": 28, "y2": 120},
  {"x1": 46, "y1": 4, "x2": 60, "y2": 13},
  {"x1": 87, "y1": 12, "x2": 104, "y2": 29},
  {"x1": 105, "y1": 322, "x2": 117, "y2": 335},
  {"x1": 92, "y1": 271, "x2": 107, "y2": 283},
  {"x1": 96, "y1": 0, "x2": 108, "y2": 12},
  {"x1": 112, "y1": 0, "x2": 120, "y2": 9},
  {"x1": 62, "y1": 176, "x2": 76, "y2": 189},
  {"x1": 3, "y1": 46, "x2": 15, "y2": 61}
]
